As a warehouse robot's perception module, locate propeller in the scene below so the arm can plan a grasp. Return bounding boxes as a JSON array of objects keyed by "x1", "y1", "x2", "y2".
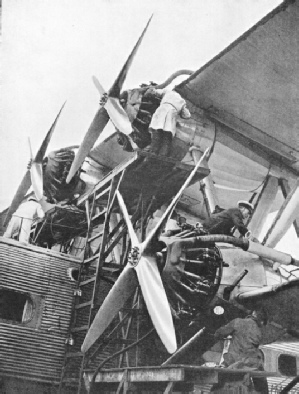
[
  {"x1": 66, "y1": 16, "x2": 153, "y2": 184},
  {"x1": 28, "y1": 138, "x2": 43, "y2": 201},
  {"x1": 81, "y1": 148, "x2": 210, "y2": 354},
  {"x1": 4, "y1": 102, "x2": 66, "y2": 227},
  {"x1": 92, "y1": 76, "x2": 135, "y2": 138}
]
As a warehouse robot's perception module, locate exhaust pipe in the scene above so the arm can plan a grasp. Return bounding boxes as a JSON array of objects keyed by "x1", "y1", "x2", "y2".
[
  {"x1": 172, "y1": 235, "x2": 299, "y2": 266},
  {"x1": 246, "y1": 240, "x2": 298, "y2": 266}
]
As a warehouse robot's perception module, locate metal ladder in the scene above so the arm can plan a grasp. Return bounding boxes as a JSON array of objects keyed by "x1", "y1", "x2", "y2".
[
  {"x1": 58, "y1": 156, "x2": 147, "y2": 393},
  {"x1": 58, "y1": 170, "x2": 126, "y2": 392}
]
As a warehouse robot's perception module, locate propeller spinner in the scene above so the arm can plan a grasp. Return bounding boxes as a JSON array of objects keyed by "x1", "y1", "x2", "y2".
[
  {"x1": 81, "y1": 148, "x2": 210, "y2": 354},
  {"x1": 66, "y1": 16, "x2": 153, "y2": 184}
]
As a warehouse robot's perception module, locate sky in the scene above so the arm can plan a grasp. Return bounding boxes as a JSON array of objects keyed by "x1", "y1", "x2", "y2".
[
  {"x1": 3, "y1": 0, "x2": 297, "y2": 259},
  {"x1": 1, "y1": 0, "x2": 282, "y2": 210}
]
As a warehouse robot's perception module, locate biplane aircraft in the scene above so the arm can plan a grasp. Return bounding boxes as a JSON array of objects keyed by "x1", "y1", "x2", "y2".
[{"x1": 1, "y1": 0, "x2": 299, "y2": 393}]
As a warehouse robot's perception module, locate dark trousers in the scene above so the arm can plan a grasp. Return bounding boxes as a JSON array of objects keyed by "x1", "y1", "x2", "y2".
[{"x1": 150, "y1": 129, "x2": 172, "y2": 156}]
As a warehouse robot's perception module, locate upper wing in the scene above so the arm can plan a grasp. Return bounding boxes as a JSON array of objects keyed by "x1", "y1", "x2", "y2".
[
  {"x1": 176, "y1": 1, "x2": 299, "y2": 173},
  {"x1": 175, "y1": 0, "x2": 299, "y2": 218}
]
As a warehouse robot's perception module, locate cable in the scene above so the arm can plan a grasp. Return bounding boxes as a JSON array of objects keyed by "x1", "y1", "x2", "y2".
[{"x1": 248, "y1": 164, "x2": 272, "y2": 193}]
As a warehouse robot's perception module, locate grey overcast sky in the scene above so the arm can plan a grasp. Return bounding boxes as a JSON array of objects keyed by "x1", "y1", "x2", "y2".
[{"x1": 1, "y1": 0, "x2": 281, "y2": 212}]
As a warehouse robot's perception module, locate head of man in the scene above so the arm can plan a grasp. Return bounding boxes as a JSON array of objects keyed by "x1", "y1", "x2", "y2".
[
  {"x1": 251, "y1": 308, "x2": 268, "y2": 326},
  {"x1": 238, "y1": 201, "x2": 254, "y2": 220}
]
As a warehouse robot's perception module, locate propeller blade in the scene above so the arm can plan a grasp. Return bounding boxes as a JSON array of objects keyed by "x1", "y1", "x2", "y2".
[
  {"x1": 116, "y1": 190, "x2": 139, "y2": 248},
  {"x1": 35, "y1": 101, "x2": 66, "y2": 163},
  {"x1": 142, "y1": 147, "x2": 210, "y2": 251},
  {"x1": 68, "y1": 17, "x2": 153, "y2": 183},
  {"x1": 66, "y1": 106, "x2": 110, "y2": 183},
  {"x1": 81, "y1": 265, "x2": 138, "y2": 353},
  {"x1": 92, "y1": 76, "x2": 132, "y2": 135},
  {"x1": 4, "y1": 104, "x2": 66, "y2": 226},
  {"x1": 109, "y1": 15, "x2": 153, "y2": 98},
  {"x1": 4, "y1": 171, "x2": 31, "y2": 227},
  {"x1": 30, "y1": 162, "x2": 43, "y2": 201},
  {"x1": 28, "y1": 137, "x2": 43, "y2": 201},
  {"x1": 135, "y1": 255, "x2": 177, "y2": 353}
]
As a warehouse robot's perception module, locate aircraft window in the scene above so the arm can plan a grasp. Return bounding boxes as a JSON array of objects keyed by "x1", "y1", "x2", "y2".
[
  {"x1": 0, "y1": 288, "x2": 34, "y2": 324},
  {"x1": 278, "y1": 354, "x2": 297, "y2": 376}
]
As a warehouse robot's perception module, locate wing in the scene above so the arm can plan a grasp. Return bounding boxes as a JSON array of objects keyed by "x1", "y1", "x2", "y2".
[
  {"x1": 176, "y1": 2, "x2": 299, "y2": 175},
  {"x1": 176, "y1": 1, "x2": 299, "y2": 210},
  {"x1": 173, "y1": 0, "x2": 299, "y2": 246}
]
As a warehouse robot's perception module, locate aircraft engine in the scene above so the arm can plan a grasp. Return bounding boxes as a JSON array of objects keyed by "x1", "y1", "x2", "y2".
[
  {"x1": 42, "y1": 147, "x2": 83, "y2": 203},
  {"x1": 117, "y1": 84, "x2": 161, "y2": 151},
  {"x1": 118, "y1": 70, "x2": 194, "y2": 151},
  {"x1": 161, "y1": 229, "x2": 224, "y2": 320}
]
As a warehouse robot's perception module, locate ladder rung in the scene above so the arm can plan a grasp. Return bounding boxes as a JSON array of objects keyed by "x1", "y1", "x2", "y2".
[
  {"x1": 75, "y1": 301, "x2": 93, "y2": 310},
  {"x1": 61, "y1": 377, "x2": 80, "y2": 383},
  {"x1": 66, "y1": 352, "x2": 84, "y2": 358},
  {"x1": 95, "y1": 186, "x2": 111, "y2": 201},
  {"x1": 71, "y1": 325, "x2": 89, "y2": 333},
  {"x1": 80, "y1": 277, "x2": 96, "y2": 287},
  {"x1": 91, "y1": 208, "x2": 107, "y2": 222},
  {"x1": 104, "y1": 262, "x2": 123, "y2": 270},
  {"x1": 84, "y1": 253, "x2": 100, "y2": 264},
  {"x1": 88, "y1": 231, "x2": 103, "y2": 243}
]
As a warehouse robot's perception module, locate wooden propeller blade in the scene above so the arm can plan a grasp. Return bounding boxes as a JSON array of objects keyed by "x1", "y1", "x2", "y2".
[
  {"x1": 81, "y1": 265, "x2": 138, "y2": 353},
  {"x1": 109, "y1": 15, "x2": 153, "y2": 98},
  {"x1": 35, "y1": 101, "x2": 66, "y2": 163},
  {"x1": 116, "y1": 190, "x2": 139, "y2": 248},
  {"x1": 68, "y1": 18, "x2": 153, "y2": 183},
  {"x1": 4, "y1": 171, "x2": 31, "y2": 227},
  {"x1": 92, "y1": 76, "x2": 132, "y2": 135},
  {"x1": 30, "y1": 162, "x2": 43, "y2": 201},
  {"x1": 66, "y1": 106, "x2": 109, "y2": 183},
  {"x1": 82, "y1": 190, "x2": 177, "y2": 354},
  {"x1": 135, "y1": 255, "x2": 177, "y2": 353},
  {"x1": 4, "y1": 103, "x2": 66, "y2": 226},
  {"x1": 142, "y1": 147, "x2": 210, "y2": 251}
]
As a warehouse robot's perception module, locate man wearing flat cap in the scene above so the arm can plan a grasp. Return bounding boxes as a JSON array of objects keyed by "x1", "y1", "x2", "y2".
[{"x1": 201, "y1": 201, "x2": 253, "y2": 237}]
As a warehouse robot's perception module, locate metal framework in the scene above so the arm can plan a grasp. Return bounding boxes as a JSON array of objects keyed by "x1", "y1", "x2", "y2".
[{"x1": 58, "y1": 152, "x2": 210, "y2": 393}]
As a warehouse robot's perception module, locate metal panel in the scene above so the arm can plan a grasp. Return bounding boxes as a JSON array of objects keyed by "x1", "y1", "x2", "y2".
[
  {"x1": 220, "y1": 247, "x2": 266, "y2": 287},
  {"x1": 0, "y1": 239, "x2": 79, "y2": 383}
]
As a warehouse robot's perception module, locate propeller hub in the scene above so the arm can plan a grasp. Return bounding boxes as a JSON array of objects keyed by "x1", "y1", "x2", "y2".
[{"x1": 128, "y1": 246, "x2": 141, "y2": 267}]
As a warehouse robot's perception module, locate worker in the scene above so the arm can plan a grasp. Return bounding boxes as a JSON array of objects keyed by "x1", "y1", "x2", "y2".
[
  {"x1": 3, "y1": 197, "x2": 45, "y2": 244},
  {"x1": 214, "y1": 310, "x2": 266, "y2": 369},
  {"x1": 201, "y1": 200, "x2": 254, "y2": 237},
  {"x1": 147, "y1": 89, "x2": 191, "y2": 156},
  {"x1": 212, "y1": 309, "x2": 268, "y2": 393}
]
